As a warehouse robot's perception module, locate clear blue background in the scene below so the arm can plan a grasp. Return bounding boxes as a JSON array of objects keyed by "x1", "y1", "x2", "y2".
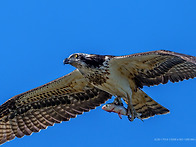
[{"x1": 0, "y1": 0, "x2": 196, "y2": 146}]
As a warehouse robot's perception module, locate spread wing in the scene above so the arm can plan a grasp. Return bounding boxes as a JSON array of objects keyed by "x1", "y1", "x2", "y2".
[
  {"x1": 0, "y1": 69, "x2": 112, "y2": 144},
  {"x1": 110, "y1": 50, "x2": 196, "y2": 87}
]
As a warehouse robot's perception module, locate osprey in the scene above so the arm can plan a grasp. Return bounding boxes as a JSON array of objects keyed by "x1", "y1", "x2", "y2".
[{"x1": 0, "y1": 50, "x2": 196, "y2": 144}]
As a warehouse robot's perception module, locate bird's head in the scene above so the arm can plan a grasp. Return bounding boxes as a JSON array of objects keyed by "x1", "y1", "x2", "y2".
[
  {"x1": 63, "y1": 53, "x2": 107, "y2": 69},
  {"x1": 63, "y1": 53, "x2": 85, "y2": 68}
]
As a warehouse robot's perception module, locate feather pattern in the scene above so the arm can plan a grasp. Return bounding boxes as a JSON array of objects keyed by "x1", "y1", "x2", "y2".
[
  {"x1": 1, "y1": 50, "x2": 196, "y2": 145},
  {"x1": 0, "y1": 70, "x2": 111, "y2": 144},
  {"x1": 111, "y1": 50, "x2": 196, "y2": 87}
]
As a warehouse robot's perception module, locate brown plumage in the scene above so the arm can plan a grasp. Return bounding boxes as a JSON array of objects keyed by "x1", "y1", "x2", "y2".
[
  {"x1": 132, "y1": 89, "x2": 169, "y2": 119},
  {"x1": 112, "y1": 50, "x2": 196, "y2": 88},
  {"x1": 0, "y1": 50, "x2": 196, "y2": 145},
  {"x1": 0, "y1": 70, "x2": 111, "y2": 144}
]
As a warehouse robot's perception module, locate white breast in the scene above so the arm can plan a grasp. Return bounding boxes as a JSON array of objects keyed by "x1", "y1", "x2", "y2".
[{"x1": 94, "y1": 66, "x2": 132, "y2": 98}]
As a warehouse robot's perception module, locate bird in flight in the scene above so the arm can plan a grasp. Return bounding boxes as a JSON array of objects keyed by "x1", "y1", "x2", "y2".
[{"x1": 0, "y1": 50, "x2": 196, "y2": 144}]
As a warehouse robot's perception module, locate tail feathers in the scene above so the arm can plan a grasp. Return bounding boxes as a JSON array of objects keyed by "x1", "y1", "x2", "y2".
[{"x1": 132, "y1": 90, "x2": 170, "y2": 119}]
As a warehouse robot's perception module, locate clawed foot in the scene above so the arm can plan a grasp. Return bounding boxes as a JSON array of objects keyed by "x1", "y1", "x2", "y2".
[
  {"x1": 111, "y1": 96, "x2": 143, "y2": 122},
  {"x1": 127, "y1": 108, "x2": 143, "y2": 122},
  {"x1": 113, "y1": 96, "x2": 123, "y2": 106}
]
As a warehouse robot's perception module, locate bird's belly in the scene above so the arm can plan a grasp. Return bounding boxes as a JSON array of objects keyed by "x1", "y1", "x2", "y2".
[{"x1": 93, "y1": 73, "x2": 132, "y2": 98}]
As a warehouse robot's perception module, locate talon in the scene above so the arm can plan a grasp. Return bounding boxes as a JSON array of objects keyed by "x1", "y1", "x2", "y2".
[
  {"x1": 127, "y1": 108, "x2": 134, "y2": 121},
  {"x1": 127, "y1": 107, "x2": 143, "y2": 122},
  {"x1": 113, "y1": 96, "x2": 123, "y2": 106},
  {"x1": 128, "y1": 115, "x2": 133, "y2": 121}
]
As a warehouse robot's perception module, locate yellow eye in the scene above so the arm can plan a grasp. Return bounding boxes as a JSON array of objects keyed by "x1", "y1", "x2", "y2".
[{"x1": 74, "y1": 54, "x2": 78, "y2": 58}]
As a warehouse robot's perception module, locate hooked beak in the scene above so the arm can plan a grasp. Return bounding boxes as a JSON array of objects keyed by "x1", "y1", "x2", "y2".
[{"x1": 63, "y1": 58, "x2": 69, "y2": 64}]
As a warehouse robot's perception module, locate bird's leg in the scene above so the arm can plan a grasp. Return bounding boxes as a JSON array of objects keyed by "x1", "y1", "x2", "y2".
[
  {"x1": 127, "y1": 93, "x2": 134, "y2": 121},
  {"x1": 113, "y1": 96, "x2": 123, "y2": 106},
  {"x1": 128, "y1": 108, "x2": 143, "y2": 122},
  {"x1": 126, "y1": 93, "x2": 143, "y2": 122}
]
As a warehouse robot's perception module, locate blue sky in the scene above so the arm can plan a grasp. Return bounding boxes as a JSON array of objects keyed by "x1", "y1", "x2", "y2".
[{"x1": 0, "y1": 0, "x2": 196, "y2": 146}]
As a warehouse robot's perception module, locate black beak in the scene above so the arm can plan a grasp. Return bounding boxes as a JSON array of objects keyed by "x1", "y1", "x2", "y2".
[{"x1": 63, "y1": 58, "x2": 69, "y2": 64}]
